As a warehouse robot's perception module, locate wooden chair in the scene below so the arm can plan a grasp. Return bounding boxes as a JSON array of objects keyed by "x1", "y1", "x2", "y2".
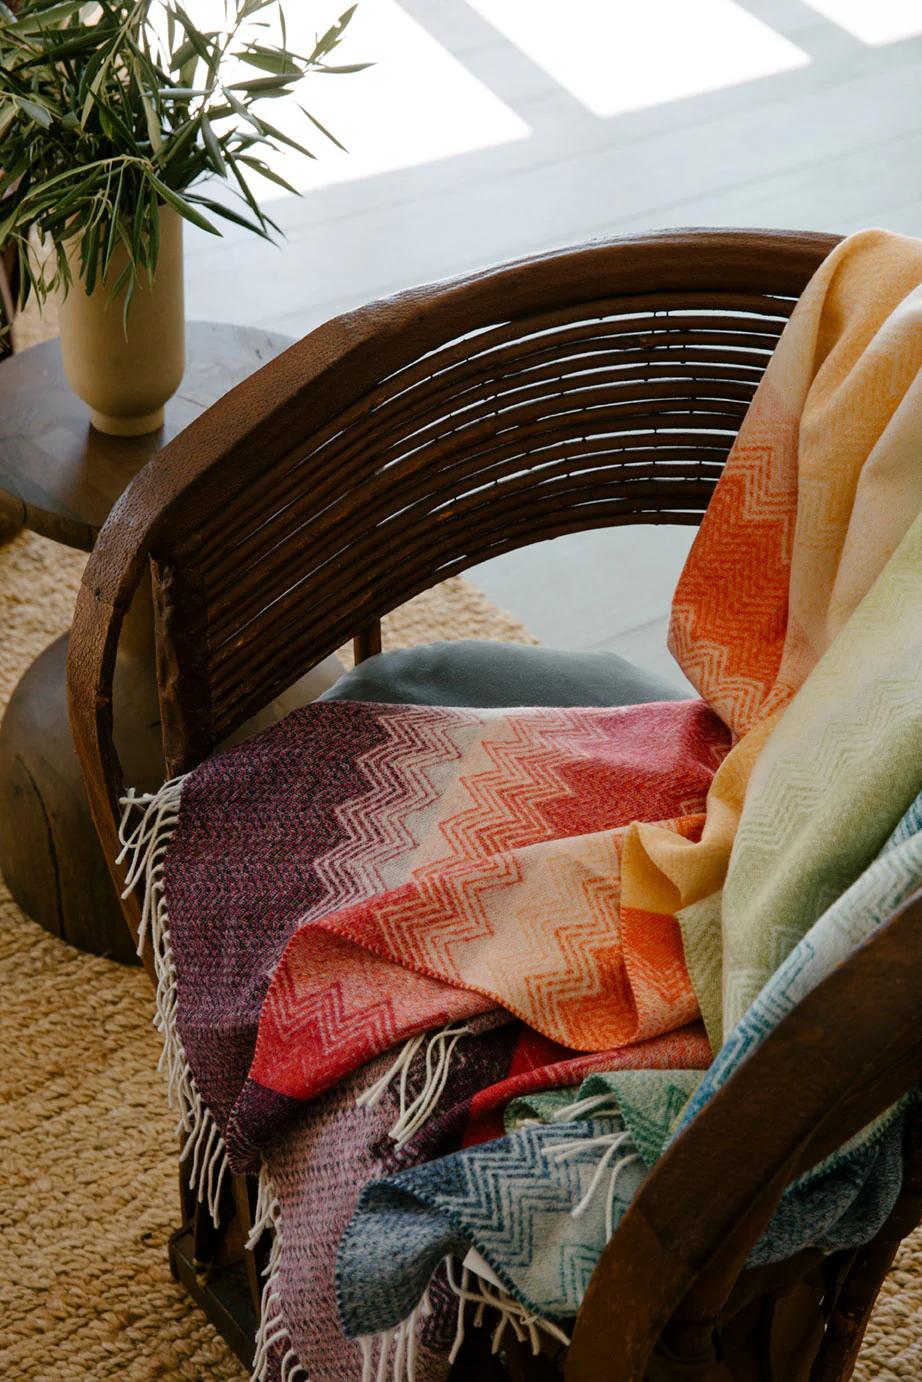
[{"x1": 67, "y1": 227, "x2": 922, "y2": 1380}]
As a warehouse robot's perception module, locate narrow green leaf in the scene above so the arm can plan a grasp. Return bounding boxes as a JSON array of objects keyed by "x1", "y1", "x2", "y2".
[
  {"x1": 157, "y1": 115, "x2": 200, "y2": 170},
  {"x1": 90, "y1": 90, "x2": 135, "y2": 146},
  {"x1": 105, "y1": 258, "x2": 131, "y2": 303},
  {"x1": 80, "y1": 54, "x2": 108, "y2": 127},
  {"x1": 184, "y1": 192, "x2": 265, "y2": 235},
  {"x1": 238, "y1": 153, "x2": 300, "y2": 192},
  {"x1": 0, "y1": 103, "x2": 18, "y2": 141},
  {"x1": 5, "y1": 1, "x2": 86, "y2": 33},
  {"x1": 227, "y1": 72, "x2": 301, "y2": 92},
  {"x1": 19, "y1": 30, "x2": 99, "y2": 63},
  {"x1": 0, "y1": 212, "x2": 17, "y2": 250},
  {"x1": 157, "y1": 86, "x2": 210, "y2": 99},
  {"x1": 148, "y1": 180, "x2": 160, "y2": 276},
  {"x1": 16, "y1": 242, "x2": 33, "y2": 313},
  {"x1": 139, "y1": 82, "x2": 162, "y2": 153},
  {"x1": 316, "y1": 62, "x2": 372, "y2": 74},
  {"x1": 299, "y1": 104, "x2": 346, "y2": 152},
  {"x1": 311, "y1": 6, "x2": 356, "y2": 61},
  {"x1": 121, "y1": 273, "x2": 135, "y2": 336},
  {"x1": 219, "y1": 85, "x2": 266, "y2": 137},
  {"x1": 47, "y1": 169, "x2": 98, "y2": 221},
  {"x1": 245, "y1": 112, "x2": 311, "y2": 156},
  {"x1": 132, "y1": 173, "x2": 146, "y2": 260},
  {"x1": 16, "y1": 96, "x2": 53, "y2": 127},
  {"x1": 145, "y1": 171, "x2": 221, "y2": 235},
  {"x1": 200, "y1": 112, "x2": 225, "y2": 174},
  {"x1": 3, "y1": 158, "x2": 134, "y2": 200},
  {"x1": 238, "y1": 45, "x2": 299, "y2": 74},
  {"x1": 171, "y1": 6, "x2": 217, "y2": 74},
  {"x1": 82, "y1": 220, "x2": 99, "y2": 294},
  {"x1": 101, "y1": 167, "x2": 124, "y2": 281},
  {"x1": 226, "y1": 153, "x2": 263, "y2": 220},
  {"x1": 170, "y1": 37, "x2": 199, "y2": 71}
]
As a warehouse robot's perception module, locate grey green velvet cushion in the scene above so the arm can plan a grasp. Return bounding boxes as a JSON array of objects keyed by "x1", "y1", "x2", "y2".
[{"x1": 319, "y1": 639, "x2": 687, "y2": 709}]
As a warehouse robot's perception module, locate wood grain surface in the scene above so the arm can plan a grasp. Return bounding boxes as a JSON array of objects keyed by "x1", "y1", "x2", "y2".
[{"x1": 0, "y1": 321, "x2": 289, "y2": 551}]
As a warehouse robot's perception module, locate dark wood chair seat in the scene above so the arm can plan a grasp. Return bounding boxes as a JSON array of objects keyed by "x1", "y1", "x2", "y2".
[{"x1": 67, "y1": 228, "x2": 922, "y2": 1380}]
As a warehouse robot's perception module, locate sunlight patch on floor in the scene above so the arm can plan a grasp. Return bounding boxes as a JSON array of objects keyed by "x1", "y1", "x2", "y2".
[
  {"x1": 465, "y1": 0, "x2": 810, "y2": 117},
  {"x1": 800, "y1": 0, "x2": 922, "y2": 46},
  {"x1": 183, "y1": 0, "x2": 530, "y2": 200}
]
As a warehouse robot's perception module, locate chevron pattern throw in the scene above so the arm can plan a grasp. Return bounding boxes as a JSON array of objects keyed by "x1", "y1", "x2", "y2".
[{"x1": 121, "y1": 229, "x2": 922, "y2": 1376}]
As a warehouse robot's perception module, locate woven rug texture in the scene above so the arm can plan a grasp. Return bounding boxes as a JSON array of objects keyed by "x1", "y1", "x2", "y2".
[{"x1": 0, "y1": 526, "x2": 533, "y2": 1381}]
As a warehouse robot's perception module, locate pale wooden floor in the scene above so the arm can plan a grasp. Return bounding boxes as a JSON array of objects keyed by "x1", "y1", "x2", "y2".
[{"x1": 184, "y1": 0, "x2": 922, "y2": 682}]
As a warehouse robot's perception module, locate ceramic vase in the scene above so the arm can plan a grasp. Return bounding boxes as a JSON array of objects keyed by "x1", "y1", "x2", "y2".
[{"x1": 59, "y1": 204, "x2": 185, "y2": 437}]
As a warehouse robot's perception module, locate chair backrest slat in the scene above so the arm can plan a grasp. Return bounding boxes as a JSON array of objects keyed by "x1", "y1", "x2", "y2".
[{"x1": 129, "y1": 228, "x2": 837, "y2": 774}]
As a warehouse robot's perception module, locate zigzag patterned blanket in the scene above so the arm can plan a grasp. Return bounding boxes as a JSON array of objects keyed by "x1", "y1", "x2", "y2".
[
  {"x1": 337, "y1": 788, "x2": 922, "y2": 1338},
  {"x1": 121, "y1": 229, "x2": 922, "y2": 1378}
]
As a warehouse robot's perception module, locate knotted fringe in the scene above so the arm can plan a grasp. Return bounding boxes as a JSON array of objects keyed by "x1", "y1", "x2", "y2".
[
  {"x1": 446, "y1": 1258, "x2": 570, "y2": 1362},
  {"x1": 118, "y1": 778, "x2": 228, "y2": 1227},
  {"x1": 544, "y1": 1099, "x2": 643, "y2": 1242},
  {"x1": 548, "y1": 1091, "x2": 622, "y2": 1123},
  {"x1": 248, "y1": 1170, "x2": 306, "y2": 1382},
  {"x1": 247, "y1": 1164, "x2": 278, "y2": 1251},
  {"x1": 356, "y1": 1283, "x2": 433, "y2": 1382},
  {"x1": 356, "y1": 1022, "x2": 473, "y2": 1149},
  {"x1": 354, "y1": 1255, "x2": 569, "y2": 1382}
]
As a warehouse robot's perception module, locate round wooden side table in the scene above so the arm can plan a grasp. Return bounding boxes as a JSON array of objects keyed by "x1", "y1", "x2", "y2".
[{"x1": 0, "y1": 322, "x2": 293, "y2": 962}]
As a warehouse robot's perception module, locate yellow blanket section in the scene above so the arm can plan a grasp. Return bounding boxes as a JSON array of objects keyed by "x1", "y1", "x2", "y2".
[{"x1": 637, "y1": 228, "x2": 922, "y2": 1047}]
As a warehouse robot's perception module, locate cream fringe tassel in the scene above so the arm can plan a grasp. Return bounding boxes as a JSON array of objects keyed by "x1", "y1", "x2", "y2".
[
  {"x1": 542, "y1": 1094, "x2": 643, "y2": 1243},
  {"x1": 356, "y1": 1022, "x2": 473, "y2": 1149},
  {"x1": 446, "y1": 1258, "x2": 570, "y2": 1363},
  {"x1": 117, "y1": 778, "x2": 228, "y2": 1226},
  {"x1": 356, "y1": 1282, "x2": 433, "y2": 1382},
  {"x1": 247, "y1": 1166, "x2": 307, "y2": 1382},
  {"x1": 121, "y1": 783, "x2": 303, "y2": 1375},
  {"x1": 355, "y1": 1255, "x2": 570, "y2": 1382}
]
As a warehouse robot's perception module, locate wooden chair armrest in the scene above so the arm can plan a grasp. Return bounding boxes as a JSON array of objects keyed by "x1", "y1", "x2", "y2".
[{"x1": 567, "y1": 886, "x2": 922, "y2": 1380}]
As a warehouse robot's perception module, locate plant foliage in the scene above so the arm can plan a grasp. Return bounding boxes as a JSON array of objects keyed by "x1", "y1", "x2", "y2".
[{"x1": 0, "y1": 0, "x2": 365, "y2": 318}]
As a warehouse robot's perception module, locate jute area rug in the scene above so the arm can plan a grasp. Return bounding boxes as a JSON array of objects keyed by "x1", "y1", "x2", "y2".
[
  {"x1": 0, "y1": 525, "x2": 534, "y2": 1381},
  {"x1": 0, "y1": 372, "x2": 915, "y2": 1379}
]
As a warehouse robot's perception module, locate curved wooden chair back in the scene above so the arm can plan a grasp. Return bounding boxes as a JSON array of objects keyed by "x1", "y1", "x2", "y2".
[
  {"x1": 71, "y1": 227, "x2": 834, "y2": 799},
  {"x1": 68, "y1": 227, "x2": 922, "y2": 1379}
]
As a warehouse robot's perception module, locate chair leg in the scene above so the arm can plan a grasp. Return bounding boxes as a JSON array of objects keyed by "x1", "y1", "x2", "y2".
[
  {"x1": 232, "y1": 1172, "x2": 266, "y2": 1312},
  {"x1": 448, "y1": 1326, "x2": 564, "y2": 1381},
  {"x1": 810, "y1": 1235, "x2": 902, "y2": 1382},
  {"x1": 812, "y1": 1108, "x2": 922, "y2": 1381},
  {"x1": 0, "y1": 493, "x2": 23, "y2": 545},
  {"x1": 354, "y1": 617, "x2": 383, "y2": 664},
  {"x1": 448, "y1": 1326, "x2": 513, "y2": 1381}
]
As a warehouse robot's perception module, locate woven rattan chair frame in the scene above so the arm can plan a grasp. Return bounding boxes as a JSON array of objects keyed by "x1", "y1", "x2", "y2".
[{"x1": 67, "y1": 228, "x2": 922, "y2": 1380}]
